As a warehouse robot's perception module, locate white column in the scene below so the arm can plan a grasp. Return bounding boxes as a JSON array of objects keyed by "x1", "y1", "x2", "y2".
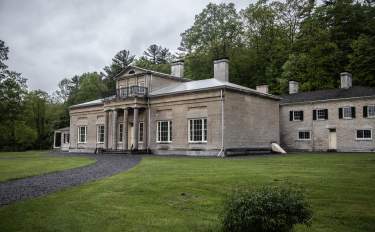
[
  {"x1": 123, "y1": 108, "x2": 128, "y2": 150},
  {"x1": 133, "y1": 107, "x2": 139, "y2": 150},
  {"x1": 112, "y1": 109, "x2": 118, "y2": 149},
  {"x1": 104, "y1": 110, "x2": 110, "y2": 149}
]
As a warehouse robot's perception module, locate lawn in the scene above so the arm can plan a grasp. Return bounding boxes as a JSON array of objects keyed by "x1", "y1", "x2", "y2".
[
  {"x1": 0, "y1": 153, "x2": 374, "y2": 232},
  {"x1": 0, "y1": 151, "x2": 95, "y2": 181}
]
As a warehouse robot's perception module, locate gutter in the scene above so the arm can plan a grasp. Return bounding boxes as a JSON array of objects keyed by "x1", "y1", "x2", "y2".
[
  {"x1": 217, "y1": 89, "x2": 225, "y2": 157},
  {"x1": 280, "y1": 95, "x2": 375, "y2": 106}
]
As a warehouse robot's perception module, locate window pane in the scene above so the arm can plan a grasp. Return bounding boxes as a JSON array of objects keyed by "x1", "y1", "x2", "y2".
[
  {"x1": 343, "y1": 107, "x2": 352, "y2": 118},
  {"x1": 369, "y1": 106, "x2": 375, "y2": 117},
  {"x1": 139, "y1": 122, "x2": 143, "y2": 142}
]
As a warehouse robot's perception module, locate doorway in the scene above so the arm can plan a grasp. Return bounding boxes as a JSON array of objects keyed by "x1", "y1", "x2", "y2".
[
  {"x1": 128, "y1": 122, "x2": 134, "y2": 149},
  {"x1": 328, "y1": 129, "x2": 337, "y2": 151}
]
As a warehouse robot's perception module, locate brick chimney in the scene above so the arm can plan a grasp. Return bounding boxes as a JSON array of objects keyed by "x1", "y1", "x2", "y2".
[
  {"x1": 256, "y1": 85, "x2": 269, "y2": 94},
  {"x1": 213, "y1": 58, "x2": 229, "y2": 82},
  {"x1": 340, "y1": 72, "x2": 352, "y2": 89},
  {"x1": 289, "y1": 81, "x2": 299, "y2": 94},
  {"x1": 171, "y1": 60, "x2": 184, "y2": 77}
]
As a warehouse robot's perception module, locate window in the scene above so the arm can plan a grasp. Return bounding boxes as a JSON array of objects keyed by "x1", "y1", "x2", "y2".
[
  {"x1": 339, "y1": 107, "x2": 355, "y2": 119},
  {"x1": 290, "y1": 111, "x2": 303, "y2": 121},
  {"x1": 139, "y1": 122, "x2": 144, "y2": 142},
  {"x1": 78, "y1": 126, "x2": 87, "y2": 143},
  {"x1": 157, "y1": 121, "x2": 172, "y2": 142},
  {"x1": 189, "y1": 118, "x2": 208, "y2": 143},
  {"x1": 317, "y1": 109, "x2": 327, "y2": 120},
  {"x1": 356, "y1": 129, "x2": 372, "y2": 140},
  {"x1": 63, "y1": 133, "x2": 70, "y2": 144},
  {"x1": 97, "y1": 125, "x2": 105, "y2": 143},
  {"x1": 298, "y1": 131, "x2": 311, "y2": 140},
  {"x1": 313, "y1": 109, "x2": 328, "y2": 120},
  {"x1": 343, "y1": 107, "x2": 351, "y2": 119},
  {"x1": 365, "y1": 105, "x2": 375, "y2": 118},
  {"x1": 119, "y1": 123, "x2": 124, "y2": 142}
]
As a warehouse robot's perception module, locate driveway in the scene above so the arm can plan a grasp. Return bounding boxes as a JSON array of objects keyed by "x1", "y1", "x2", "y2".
[{"x1": 0, "y1": 153, "x2": 142, "y2": 207}]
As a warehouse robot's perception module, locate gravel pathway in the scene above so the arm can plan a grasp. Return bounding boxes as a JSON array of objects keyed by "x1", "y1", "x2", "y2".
[{"x1": 0, "y1": 153, "x2": 142, "y2": 207}]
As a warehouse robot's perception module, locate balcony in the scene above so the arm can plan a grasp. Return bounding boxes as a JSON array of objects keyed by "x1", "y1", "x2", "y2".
[{"x1": 117, "y1": 86, "x2": 148, "y2": 99}]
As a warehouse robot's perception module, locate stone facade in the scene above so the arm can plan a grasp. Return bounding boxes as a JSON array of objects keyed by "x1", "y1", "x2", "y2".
[{"x1": 280, "y1": 97, "x2": 375, "y2": 152}]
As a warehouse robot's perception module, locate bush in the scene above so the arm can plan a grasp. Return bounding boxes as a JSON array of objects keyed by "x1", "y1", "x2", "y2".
[{"x1": 221, "y1": 185, "x2": 312, "y2": 232}]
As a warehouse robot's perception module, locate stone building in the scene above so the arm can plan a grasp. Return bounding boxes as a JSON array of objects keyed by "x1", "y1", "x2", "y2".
[
  {"x1": 66, "y1": 59, "x2": 280, "y2": 156},
  {"x1": 54, "y1": 59, "x2": 375, "y2": 155},
  {"x1": 280, "y1": 72, "x2": 375, "y2": 152}
]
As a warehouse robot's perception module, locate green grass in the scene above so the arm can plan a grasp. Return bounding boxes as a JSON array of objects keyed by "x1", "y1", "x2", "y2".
[
  {"x1": 0, "y1": 153, "x2": 375, "y2": 231},
  {"x1": 0, "y1": 151, "x2": 95, "y2": 181}
]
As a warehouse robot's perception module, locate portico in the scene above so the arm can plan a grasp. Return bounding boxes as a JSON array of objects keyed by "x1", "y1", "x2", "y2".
[{"x1": 103, "y1": 105, "x2": 148, "y2": 152}]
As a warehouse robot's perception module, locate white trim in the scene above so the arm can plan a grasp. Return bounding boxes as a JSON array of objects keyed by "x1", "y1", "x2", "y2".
[
  {"x1": 356, "y1": 129, "x2": 372, "y2": 141},
  {"x1": 188, "y1": 118, "x2": 208, "y2": 143},
  {"x1": 368, "y1": 105, "x2": 375, "y2": 118},
  {"x1": 316, "y1": 109, "x2": 328, "y2": 121},
  {"x1": 297, "y1": 130, "x2": 311, "y2": 141},
  {"x1": 292, "y1": 110, "x2": 303, "y2": 121},
  {"x1": 156, "y1": 120, "x2": 172, "y2": 143},
  {"x1": 96, "y1": 124, "x2": 104, "y2": 144},
  {"x1": 342, "y1": 106, "x2": 353, "y2": 120},
  {"x1": 78, "y1": 126, "x2": 87, "y2": 144}
]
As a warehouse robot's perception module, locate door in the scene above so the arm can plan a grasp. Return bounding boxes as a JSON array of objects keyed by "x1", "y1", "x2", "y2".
[
  {"x1": 128, "y1": 123, "x2": 134, "y2": 149},
  {"x1": 329, "y1": 129, "x2": 337, "y2": 151}
]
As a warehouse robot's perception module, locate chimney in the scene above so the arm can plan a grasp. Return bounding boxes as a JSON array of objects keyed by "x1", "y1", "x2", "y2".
[
  {"x1": 289, "y1": 81, "x2": 299, "y2": 94},
  {"x1": 256, "y1": 85, "x2": 269, "y2": 94},
  {"x1": 213, "y1": 58, "x2": 229, "y2": 82},
  {"x1": 340, "y1": 72, "x2": 352, "y2": 89},
  {"x1": 171, "y1": 60, "x2": 184, "y2": 77}
]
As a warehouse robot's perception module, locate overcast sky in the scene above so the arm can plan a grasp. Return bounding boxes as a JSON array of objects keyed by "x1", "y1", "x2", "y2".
[{"x1": 0, "y1": 0, "x2": 252, "y2": 93}]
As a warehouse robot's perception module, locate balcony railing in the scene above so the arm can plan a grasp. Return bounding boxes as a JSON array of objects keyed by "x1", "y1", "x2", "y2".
[{"x1": 117, "y1": 86, "x2": 148, "y2": 99}]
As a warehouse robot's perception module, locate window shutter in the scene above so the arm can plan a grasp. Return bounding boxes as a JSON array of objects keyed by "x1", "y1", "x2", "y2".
[
  {"x1": 363, "y1": 106, "x2": 368, "y2": 118},
  {"x1": 325, "y1": 109, "x2": 329, "y2": 120},
  {"x1": 313, "y1": 110, "x2": 316, "y2": 120},
  {"x1": 289, "y1": 111, "x2": 293, "y2": 121},
  {"x1": 338, "y1": 108, "x2": 343, "y2": 119},
  {"x1": 300, "y1": 111, "x2": 304, "y2": 121},
  {"x1": 351, "y1": 107, "x2": 356, "y2": 118}
]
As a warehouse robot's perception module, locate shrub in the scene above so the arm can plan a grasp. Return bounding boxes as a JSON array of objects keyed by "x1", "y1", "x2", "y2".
[{"x1": 221, "y1": 185, "x2": 312, "y2": 232}]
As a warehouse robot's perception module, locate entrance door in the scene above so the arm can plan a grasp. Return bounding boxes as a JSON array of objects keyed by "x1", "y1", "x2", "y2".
[
  {"x1": 128, "y1": 123, "x2": 134, "y2": 149},
  {"x1": 328, "y1": 129, "x2": 337, "y2": 151},
  {"x1": 54, "y1": 132, "x2": 61, "y2": 148}
]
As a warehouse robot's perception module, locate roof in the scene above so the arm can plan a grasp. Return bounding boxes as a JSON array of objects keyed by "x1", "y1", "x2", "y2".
[
  {"x1": 70, "y1": 98, "x2": 104, "y2": 109},
  {"x1": 149, "y1": 78, "x2": 280, "y2": 100},
  {"x1": 114, "y1": 65, "x2": 191, "y2": 82},
  {"x1": 55, "y1": 127, "x2": 70, "y2": 132},
  {"x1": 281, "y1": 86, "x2": 375, "y2": 104}
]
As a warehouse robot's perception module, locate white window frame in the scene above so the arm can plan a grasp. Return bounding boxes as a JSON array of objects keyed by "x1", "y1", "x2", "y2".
[
  {"x1": 356, "y1": 129, "x2": 372, "y2": 141},
  {"x1": 368, "y1": 105, "x2": 375, "y2": 118},
  {"x1": 96, "y1": 125, "x2": 105, "y2": 144},
  {"x1": 188, "y1": 118, "x2": 208, "y2": 143},
  {"x1": 297, "y1": 130, "x2": 311, "y2": 141},
  {"x1": 139, "y1": 121, "x2": 144, "y2": 143},
  {"x1": 293, "y1": 111, "x2": 303, "y2": 121},
  {"x1": 63, "y1": 133, "x2": 70, "y2": 144},
  {"x1": 317, "y1": 109, "x2": 327, "y2": 120},
  {"x1": 156, "y1": 120, "x2": 172, "y2": 143},
  {"x1": 78, "y1": 126, "x2": 87, "y2": 144},
  {"x1": 118, "y1": 123, "x2": 124, "y2": 143},
  {"x1": 342, "y1": 106, "x2": 353, "y2": 119}
]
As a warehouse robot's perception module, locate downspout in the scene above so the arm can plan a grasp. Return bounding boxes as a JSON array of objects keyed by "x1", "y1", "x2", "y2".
[
  {"x1": 148, "y1": 97, "x2": 151, "y2": 153},
  {"x1": 217, "y1": 89, "x2": 225, "y2": 157},
  {"x1": 311, "y1": 102, "x2": 315, "y2": 152}
]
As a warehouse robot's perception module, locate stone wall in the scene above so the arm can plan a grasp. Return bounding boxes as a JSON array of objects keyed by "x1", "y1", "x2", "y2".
[
  {"x1": 280, "y1": 97, "x2": 375, "y2": 152},
  {"x1": 224, "y1": 90, "x2": 280, "y2": 149}
]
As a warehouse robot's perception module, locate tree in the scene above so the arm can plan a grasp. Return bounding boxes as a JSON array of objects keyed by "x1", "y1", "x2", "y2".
[
  {"x1": 143, "y1": 44, "x2": 172, "y2": 64},
  {"x1": 348, "y1": 35, "x2": 375, "y2": 86},
  {"x1": 181, "y1": 3, "x2": 243, "y2": 58},
  {"x1": 103, "y1": 49, "x2": 135, "y2": 95}
]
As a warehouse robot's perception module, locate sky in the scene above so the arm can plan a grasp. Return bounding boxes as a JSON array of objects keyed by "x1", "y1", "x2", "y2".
[{"x1": 0, "y1": 0, "x2": 252, "y2": 93}]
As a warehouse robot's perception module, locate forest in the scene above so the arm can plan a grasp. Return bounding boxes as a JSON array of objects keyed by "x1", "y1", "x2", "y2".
[{"x1": 0, "y1": 0, "x2": 374, "y2": 150}]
